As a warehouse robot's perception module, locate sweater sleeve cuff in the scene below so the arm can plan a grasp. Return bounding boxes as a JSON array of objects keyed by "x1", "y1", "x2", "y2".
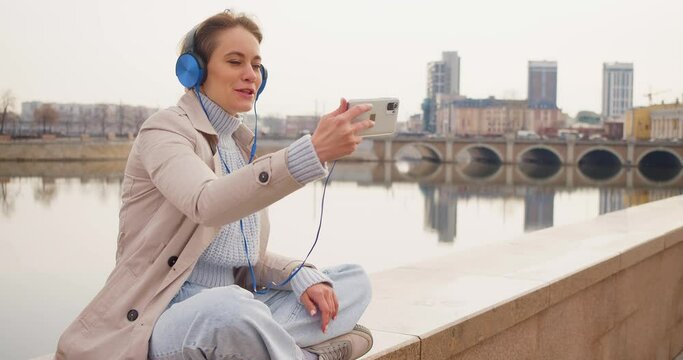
[
  {"x1": 286, "y1": 135, "x2": 328, "y2": 184},
  {"x1": 291, "y1": 266, "x2": 333, "y2": 301}
]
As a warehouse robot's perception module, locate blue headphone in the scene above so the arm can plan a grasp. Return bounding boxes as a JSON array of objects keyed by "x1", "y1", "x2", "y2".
[{"x1": 175, "y1": 25, "x2": 268, "y2": 100}]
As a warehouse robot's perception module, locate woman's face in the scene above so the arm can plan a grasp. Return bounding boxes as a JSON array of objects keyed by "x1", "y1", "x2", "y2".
[{"x1": 202, "y1": 26, "x2": 262, "y2": 116}]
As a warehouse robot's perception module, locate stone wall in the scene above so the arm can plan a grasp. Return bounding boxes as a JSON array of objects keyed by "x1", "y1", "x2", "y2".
[
  {"x1": 444, "y1": 240, "x2": 683, "y2": 360},
  {"x1": 361, "y1": 196, "x2": 683, "y2": 360}
]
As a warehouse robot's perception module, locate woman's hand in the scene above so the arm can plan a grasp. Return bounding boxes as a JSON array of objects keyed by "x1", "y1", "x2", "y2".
[
  {"x1": 311, "y1": 98, "x2": 374, "y2": 163},
  {"x1": 300, "y1": 283, "x2": 339, "y2": 333}
]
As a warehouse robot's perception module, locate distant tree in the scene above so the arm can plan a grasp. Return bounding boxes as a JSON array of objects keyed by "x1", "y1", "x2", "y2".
[
  {"x1": 79, "y1": 108, "x2": 89, "y2": 135},
  {"x1": 34, "y1": 103, "x2": 59, "y2": 134},
  {"x1": 64, "y1": 112, "x2": 73, "y2": 136},
  {"x1": 95, "y1": 104, "x2": 109, "y2": 136},
  {"x1": 1, "y1": 90, "x2": 16, "y2": 134},
  {"x1": 118, "y1": 102, "x2": 124, "y2": 136},
  {"x1": 5, "y1": 112, "x2": 19, "y2": 135}
]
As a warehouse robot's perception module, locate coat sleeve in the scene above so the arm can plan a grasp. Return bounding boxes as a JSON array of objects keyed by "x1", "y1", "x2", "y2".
[
  {"x1": 234, "y1": 250, "x2": 317, "y2": 292},
  {"x1": 135, "y1": 110, "x2": 304, "y2": 227}
]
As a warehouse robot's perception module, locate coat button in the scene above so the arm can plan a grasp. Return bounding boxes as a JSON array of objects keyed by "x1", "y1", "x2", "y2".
[
  {"x1": 127, "y1": 309, "x2": 138, "y2": 322},
  {"x1": 258, "y1": 171, "x2": 269, "y2": 183},
  {"x1": 167, "y1": 256, "x2": 178, "y2": 267}
]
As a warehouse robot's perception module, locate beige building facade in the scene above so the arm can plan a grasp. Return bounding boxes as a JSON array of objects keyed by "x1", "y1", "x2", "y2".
[
  {"x1": 434, "y1": 97, "x2": 561, "y2": 137},
  {"x1": 650, "y1": 104, "x2": 683, "y2": 141}
]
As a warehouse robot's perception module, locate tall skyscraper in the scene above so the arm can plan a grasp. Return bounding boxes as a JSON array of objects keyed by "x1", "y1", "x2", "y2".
[
  {"x1": 427, "y1": 51, "x2": 460, "y2": 98},
  {"x1": 427, "y1": 61, "x2": 447, "y2": 99},
  {"x1": 442, "y1": 51, "x2": 461, "y2": 96},
  {"x1": 425, "y1": 51, "x2": 460, "y2": 133},
  {"x1": 602, "y1": 62, "x2": 634, "y2": 119},
  {"x1": 528, "y1": 61, "x2": 557, "y2": 108}
]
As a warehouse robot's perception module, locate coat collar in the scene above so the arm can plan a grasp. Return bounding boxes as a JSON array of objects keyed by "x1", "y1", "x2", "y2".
[
  {"x1": 176, "y1": 90, "x2": 255, "y2": 153},
  {"x1": 177, "y1": 90, "x2": 217, "y2": 137}
]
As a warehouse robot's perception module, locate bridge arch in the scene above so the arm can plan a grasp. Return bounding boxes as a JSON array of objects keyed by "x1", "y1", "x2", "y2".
[
  {"x1": 516, "y1": 145, "x2": 563, "y2": 182},
  {"x1": 636, "y1": 148, "x2": 683, "y2": 168},
  {"x1": 576, "y1": 146, "x2": 625, "y2": 166},
  {"x1": 455, "y1": 144, "x2": 504, "y2": 164},
  {"x1": 636, "y1": 148, "x2": 683, "y2": 183},
  {"x1": 576, "y1": 147, "x2": 624, "y2": 181},
  {"x1": 516, "y1": 145, "x2": 563, "y2": 165}
]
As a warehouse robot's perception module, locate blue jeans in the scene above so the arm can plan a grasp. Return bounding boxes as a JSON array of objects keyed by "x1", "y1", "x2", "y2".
[{"x1": 148, "y1": 264, "x2": 372, "y2": 360}]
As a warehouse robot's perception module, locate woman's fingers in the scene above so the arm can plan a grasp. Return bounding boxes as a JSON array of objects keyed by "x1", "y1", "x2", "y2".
[
  {"x1": 326, "y1": 291, "x2": 338, "y2": 320},
  {"x1": 352, "y1": 119, "x2": 374, "y2": 134},
  {"x1": 341, "y1": 103, "x2": 372, "y2": 123},
  {"x1": 304, "y1": 284, "x2": 338, "y2": 333},
  {"x1": 311, "y1": 100, "x2": 373, "y2": 163},
  {"x1": 300, "y1": 293, "x2": 317, "y2": 316},
  {"x1": 333, "y1": 292, "x2": 339, "y2": 319},
  {"x1": 314, "y1": 291, "x2": 332, "y2": 332},
  {"x1": 324, "y1": 98, "x2": 348, "y2": 119}
]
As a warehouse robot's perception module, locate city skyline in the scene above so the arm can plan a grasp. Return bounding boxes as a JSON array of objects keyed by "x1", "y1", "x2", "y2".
[{"x1": 1, "y1": 0, "x2": 682, "y2": 121}]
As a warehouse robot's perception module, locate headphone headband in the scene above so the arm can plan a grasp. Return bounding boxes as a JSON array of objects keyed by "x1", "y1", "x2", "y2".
[
  {"x1": 181, "y1": 25, "x2": 199, "y2": 55},
  {"x1": 175, "y1": 23, "x2": 268, "y2": 100}
]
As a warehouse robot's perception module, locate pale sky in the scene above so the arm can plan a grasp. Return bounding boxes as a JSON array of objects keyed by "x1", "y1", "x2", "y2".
[{"x1": 2, "y1": 0, "x2": 682, "y2": 120}]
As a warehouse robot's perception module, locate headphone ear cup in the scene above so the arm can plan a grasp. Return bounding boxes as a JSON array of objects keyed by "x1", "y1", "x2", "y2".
[
  {"x1": 176, "y1": 52, "x2": 206, "y2": 89},
  {"x1": 256, "y1": 65, "x2": 268, "y2": 101}
]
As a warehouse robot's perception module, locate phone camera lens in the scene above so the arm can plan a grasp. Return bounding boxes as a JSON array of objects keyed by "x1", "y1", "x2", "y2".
[{"x1": 387, "y1": 102, "x2": 398, "y2": 111}]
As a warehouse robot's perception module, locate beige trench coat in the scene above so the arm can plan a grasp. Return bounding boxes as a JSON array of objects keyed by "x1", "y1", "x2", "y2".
[{"x1": 56, "y1": 91, "x2": 314, "y2": 359}]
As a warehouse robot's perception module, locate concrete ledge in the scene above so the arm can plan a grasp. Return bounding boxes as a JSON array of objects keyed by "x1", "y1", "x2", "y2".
[{"x1": 360, "y1": 195, "x2": 683, "y2": 359}]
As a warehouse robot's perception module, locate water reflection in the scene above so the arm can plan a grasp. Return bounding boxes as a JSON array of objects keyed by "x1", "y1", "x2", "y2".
[
  {"x1": 332, "y1": 160, "x2": 683, "y2": 242},
  {"x1": 0, "y1": 161, "x2": 127, "y2": 218},
  {"x1": 0, "y1": 178, "x2": 17, "y2": 217},
  {"x1": 457, "y1": 161, "x2": 501, "y2": 180},
  {"x1": 420, "y1": 184, "x2": 457, "y2": 243},
  {"x1": 395, "y1": 159, "x2": 441, "y2": 180},
  {"x1": 524, "y1": 187, "x2": 555, "y2": 232},
  {"x1": 578, "y1": 164, "x2": 622, "y2": 181},
  {"x1": 639, "y1": 165, "x2": 682, "y2": 183},
  {"x1": 518, "y1": 162, "x2": 562, "y2": 180}
]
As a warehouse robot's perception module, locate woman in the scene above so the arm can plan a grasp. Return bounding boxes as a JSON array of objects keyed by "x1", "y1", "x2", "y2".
[{"x1": 56, "y1": 10, "x2": 375, "y2": 360}]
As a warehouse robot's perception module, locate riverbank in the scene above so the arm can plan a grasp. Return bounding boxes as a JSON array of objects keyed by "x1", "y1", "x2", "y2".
[
  {"x1": 0, "y1": 138, "x2": 376, "y2": 161},
  {"x1": 0, "y1": 138, "x2": 133, "y2": 161}
]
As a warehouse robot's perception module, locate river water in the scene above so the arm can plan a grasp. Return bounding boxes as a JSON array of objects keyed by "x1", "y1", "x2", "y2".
[{"x1": 1, "y1": 160, "x2": 681, "y2": 359}]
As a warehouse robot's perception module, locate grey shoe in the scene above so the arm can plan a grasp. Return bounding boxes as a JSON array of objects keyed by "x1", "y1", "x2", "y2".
[{"x1": 304, "y1": 324, "x2": 373, "y2": 360}]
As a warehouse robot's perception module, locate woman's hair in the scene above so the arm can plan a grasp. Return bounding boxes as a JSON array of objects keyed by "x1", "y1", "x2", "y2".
[{"x1": 179, "y1": 10, "x2": 262, "y2": 64}]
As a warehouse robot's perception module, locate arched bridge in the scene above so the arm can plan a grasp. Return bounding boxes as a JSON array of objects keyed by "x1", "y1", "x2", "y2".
[{"x1": 372, "y1": 137, "x2": 683, "y2": 169}]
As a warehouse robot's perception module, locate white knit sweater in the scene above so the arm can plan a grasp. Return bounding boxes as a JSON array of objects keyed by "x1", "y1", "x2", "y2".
[{"x1": 187, "y1": 92, "x2": 332, "y2": 298}]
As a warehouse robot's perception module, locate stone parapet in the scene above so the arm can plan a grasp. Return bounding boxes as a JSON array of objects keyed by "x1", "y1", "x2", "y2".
[{"x1": 360, "y1": 195, "x2": 683, "y2": 359}]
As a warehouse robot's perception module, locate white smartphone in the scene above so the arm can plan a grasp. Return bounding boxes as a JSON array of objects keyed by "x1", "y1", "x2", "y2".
[{"x1": 347, "y1": 97, "x2": 399, "y2": 137}]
